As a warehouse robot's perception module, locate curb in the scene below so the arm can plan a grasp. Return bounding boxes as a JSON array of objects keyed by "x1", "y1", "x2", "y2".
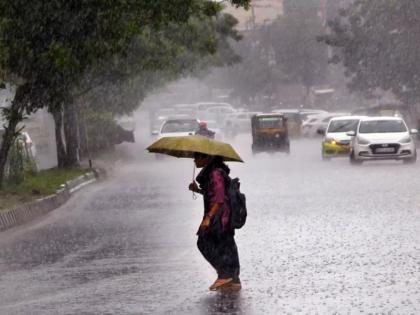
[{"x1": 0, "y1": 171, "x2": 99, "y2": 232}]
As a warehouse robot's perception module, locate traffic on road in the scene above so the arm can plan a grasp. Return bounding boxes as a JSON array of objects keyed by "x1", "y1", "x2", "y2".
[{"x1": 1, "y1": 109, "x2": 420, "y2": 314}]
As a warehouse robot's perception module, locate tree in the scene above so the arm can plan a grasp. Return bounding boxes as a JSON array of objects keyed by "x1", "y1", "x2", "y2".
[
  {"x1": 269, "y1": 0, "x2": 329, "y2": 104},
  {"x1": 76, "y1": 12, "x2": 244, "y2": 157},
  {"x1": 0, "y1": 0, "x2": 250, "y2": 184},
  {"x1": 321, "y1": 0, "x2": 420, "y2": 106},
  {"x1": 79, "y1": 11, "x2": 243, "y2": 115},
  {"x1": 206, "y1": 0, "x2": 328, "y2": 107},
  {"x1": 207, "y1": 32, "x2": 282, "y2": 106}
]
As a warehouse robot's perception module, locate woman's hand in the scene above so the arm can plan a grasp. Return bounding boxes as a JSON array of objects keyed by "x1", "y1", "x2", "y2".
[
  {"x1": 200, "y1": 215, "x2": 211, "y2": 230},
  {"x1": 189, "y1": 182, "x2": 201, "y2": 193}
]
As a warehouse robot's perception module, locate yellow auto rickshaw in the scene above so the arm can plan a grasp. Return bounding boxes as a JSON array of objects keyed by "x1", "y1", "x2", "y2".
[{"x1": 251, "y1": 114, "x2": 290, "y2": 154}]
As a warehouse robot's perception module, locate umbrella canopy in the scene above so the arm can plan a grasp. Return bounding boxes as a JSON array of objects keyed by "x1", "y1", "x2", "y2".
[{"x1": 147, "y1": 136, "x2": 244, "y2": 162}]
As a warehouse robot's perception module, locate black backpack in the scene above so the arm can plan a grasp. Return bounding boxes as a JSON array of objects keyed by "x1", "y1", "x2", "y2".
[{"x1": 226, "y1": 177, "x2": 247, "y2": 229}]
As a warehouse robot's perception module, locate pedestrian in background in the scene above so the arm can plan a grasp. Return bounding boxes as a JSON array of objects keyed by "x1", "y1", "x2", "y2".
[
  {"x1": 189, "y1": 153, "x2": 241, "y2": 292},
  {"x1": 195, "y1": 121, "x2": 216, "y2": 139}
]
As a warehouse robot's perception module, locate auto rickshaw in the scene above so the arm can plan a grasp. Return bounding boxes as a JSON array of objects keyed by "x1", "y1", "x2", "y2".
[{"x1": 251, "y1": 114, "x2": 290, "y2": 154}]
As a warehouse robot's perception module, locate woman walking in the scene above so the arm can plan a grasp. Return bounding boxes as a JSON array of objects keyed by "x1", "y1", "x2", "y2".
[{"x1": 189, "y1": 153, "x2": 241, "y2": 292}]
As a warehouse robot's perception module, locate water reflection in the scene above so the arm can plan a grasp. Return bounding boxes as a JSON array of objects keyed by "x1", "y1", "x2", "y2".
[{"x1": 201, "y1": 291, "x2": 244, "y2": 314}]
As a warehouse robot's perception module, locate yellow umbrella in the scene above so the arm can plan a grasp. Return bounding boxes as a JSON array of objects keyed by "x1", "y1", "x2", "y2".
[{"x1": 147, "y1": 136, "x2": 244, "y2": 162}]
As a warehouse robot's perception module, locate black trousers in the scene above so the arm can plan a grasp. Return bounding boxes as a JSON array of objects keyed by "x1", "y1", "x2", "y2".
[{"x1": 197, "y1": 230, "x2": 240, "y2": 282}]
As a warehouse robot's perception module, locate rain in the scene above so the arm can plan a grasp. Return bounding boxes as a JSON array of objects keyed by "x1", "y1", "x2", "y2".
[{"x1": 1, "y1": 1, "x2": 420, "y2": 314}]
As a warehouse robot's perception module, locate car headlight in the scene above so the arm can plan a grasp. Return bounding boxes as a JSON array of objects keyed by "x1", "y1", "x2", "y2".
[
  {"x1": 400, "y1": 135, "x2": 412, "y2": 143},
  {"x1": 325, "y1": 137, "x2": 337, "y2": 145},
  {"x1": 357, "y1": 137, "x2": 370, "y2": 145}
]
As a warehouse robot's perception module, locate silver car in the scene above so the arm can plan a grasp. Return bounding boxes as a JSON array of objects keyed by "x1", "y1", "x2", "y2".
[{"x1": 348, "y1": 116, "x2": 417, "y2": 164}]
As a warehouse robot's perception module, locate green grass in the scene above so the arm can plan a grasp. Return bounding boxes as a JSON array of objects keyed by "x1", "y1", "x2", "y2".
[{"x1": 0, "y1": 168, "x2": 89, "y2": 211}]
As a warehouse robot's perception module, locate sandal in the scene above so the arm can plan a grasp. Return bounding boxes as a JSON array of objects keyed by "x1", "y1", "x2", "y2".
[
  {"x1": 220, "y1": 282, "x2": 242, "y2": 292},
  {"x1": 209, "y1": 278, "x2": 233, "y2": 291}
]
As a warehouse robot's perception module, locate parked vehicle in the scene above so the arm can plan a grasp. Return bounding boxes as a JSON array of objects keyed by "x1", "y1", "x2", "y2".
[
  {"x1": 251, "y1": 114, "x2": 290, "y2": 154},
  {"x1": 115, "y1": 114, "x2": 136, "y2": 131},
  {"x1": 319, "y1": 116, "x2": 364, "y2": 160},
  {"x1": 301, "y1": 112, "x2": 349, "y2": 137},
  {"x1": 348, "y1": 116, "x2": 417, "y2": 164}
]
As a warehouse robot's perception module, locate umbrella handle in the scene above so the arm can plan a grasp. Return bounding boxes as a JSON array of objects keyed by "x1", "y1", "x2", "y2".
[{"x1": 192, "y1": 164, "x2": 197, "y2": 200}]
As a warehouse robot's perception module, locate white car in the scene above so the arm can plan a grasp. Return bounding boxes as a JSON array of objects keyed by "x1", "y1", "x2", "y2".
[
  {"x1": 348, "y1": 116, "x2": 417, "y2": 164},
  {"x1": 154, "y1": 118, "x2": 200, "y2": 160},
  {"x1": 157, "y1": 118, "x2": 200, "y2": 139}
]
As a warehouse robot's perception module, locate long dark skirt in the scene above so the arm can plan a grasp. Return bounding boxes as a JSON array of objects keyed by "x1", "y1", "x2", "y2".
[{"x1": 197, "y1": 230, "x2": 240, "y2": 282}]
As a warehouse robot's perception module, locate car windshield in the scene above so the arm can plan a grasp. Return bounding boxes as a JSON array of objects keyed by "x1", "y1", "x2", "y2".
[
  {"x1": 359, "y1": 120, "x2": 407, "y2": 133},
  {"x1": 257, "y1": 117, "x2": 284, "y2": 128},
  {"x1": 161, "y1": 120, "x2": 198, "y2": 133},
  {"x1": 327, "y1": 119, "x2": 359, "y2": 133}
]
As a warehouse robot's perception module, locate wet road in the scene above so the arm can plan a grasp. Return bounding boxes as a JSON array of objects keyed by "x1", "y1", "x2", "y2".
[{"x1": 1, "y1": 126, "x2": 420, "y2": 314}]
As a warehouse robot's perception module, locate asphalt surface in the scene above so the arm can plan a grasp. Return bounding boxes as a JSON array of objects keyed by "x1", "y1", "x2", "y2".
[{"x1": 1, "y1": 121, "x2": 420, "y2": 314}]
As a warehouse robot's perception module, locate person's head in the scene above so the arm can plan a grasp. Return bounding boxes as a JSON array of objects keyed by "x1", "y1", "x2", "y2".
[
  {"x1": 194, "y1": 152, "x2": 212, "y2": 168},
  {"x1": 199, "y1": 121, "x2": 207, "y2": 129}
]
